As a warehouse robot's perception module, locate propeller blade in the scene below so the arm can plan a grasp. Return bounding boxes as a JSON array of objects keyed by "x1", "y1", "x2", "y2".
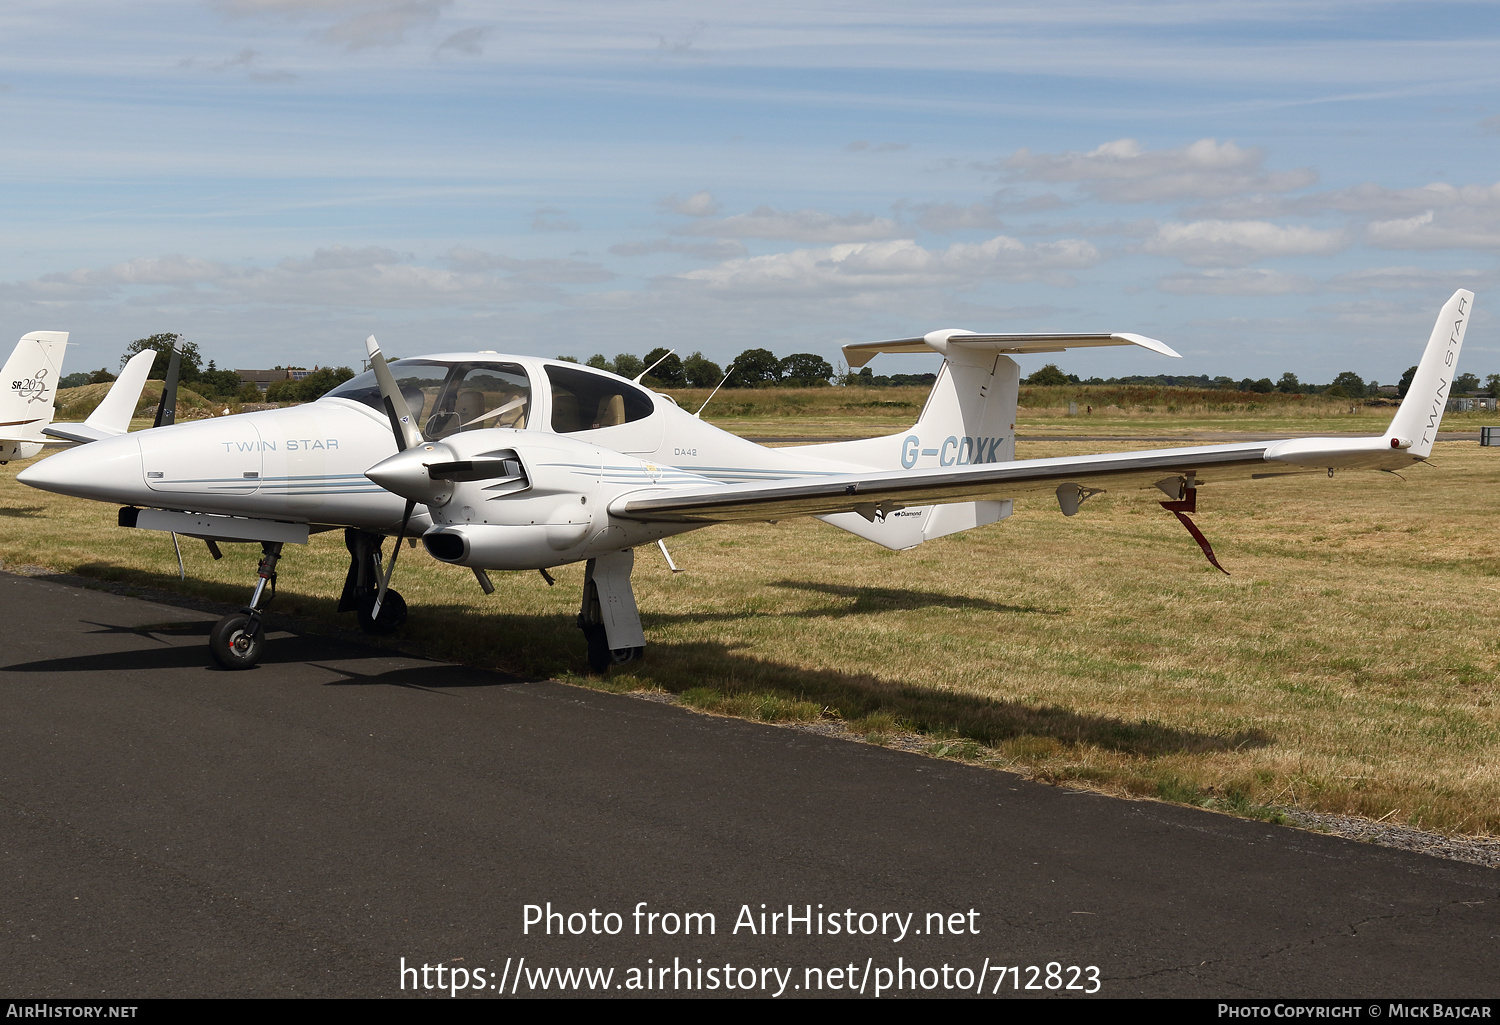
[
  {"x1": 153, "y1": 346, "x2": 181, "y2": 429},
  {"x1": 365, "y1": 335, "x2": 422, "y2": 452},
  {"x1": 372, "y1": 498, "x2": 415, "y2": 620}
]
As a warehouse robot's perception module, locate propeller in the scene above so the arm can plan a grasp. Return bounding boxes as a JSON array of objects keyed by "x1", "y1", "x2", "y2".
[
  {"x1": 361, "y1": 336, "x2": 533, "y2": 616},
  {"x1": 363, "y1": 335, "x2": 427, "y2": 621}
]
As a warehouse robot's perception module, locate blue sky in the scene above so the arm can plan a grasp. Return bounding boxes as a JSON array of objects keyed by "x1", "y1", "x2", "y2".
[{"x1": 3, "y1": 1, "x2": 1499, "y2": 384}]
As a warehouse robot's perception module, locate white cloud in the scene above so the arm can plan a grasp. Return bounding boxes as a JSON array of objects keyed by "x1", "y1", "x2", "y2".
[
  {"x1": 904, "y1": 201, "x2": 1005, "y2": 234},
  {"x1": 658, "y1": 191, "x2": 721, "y2": 217},
  {"x1": 1002, "y1": 138, "x2": 1317, "y2": 204},
  {"x1": 442, "y1": 246, "x2": 614, "y2": 283},
  {"x1": 1365, "y1": 208, "x2": 1500, "y2": 251},
  {"x1": 669, "y1": 235, "x2": 1099, "y2": 295},
  {"x1": 1158, "y1": 269, "x2": 1317, "y2": 296},
  {"x1": 609, "y1": 238, "x2": 748, "y2": 260},
  {"x1": 1326, "y1": 266, "x2": 1499, "y2": 292},
  {"x1": 1144, "y1": 220, "x2": 1347, "y2": 267},
  {"x1": 531, "y1": 208, "x2": 580, "y2": 232},
  {"x1": 434, "y1": 25, "x2": 490, "y2": 57},
  {"x1": 0, "y1": 247, "x2": 596, "y2": 313},
  {"x1": 321, "y1": 0, "x2": 450, "y2": 49},
  {"x1": 681, "y1": 205, "x2": 899, "y2": 243},
  {"x1": 845, "y1": 140, "x2": 909, "y2": 152}
]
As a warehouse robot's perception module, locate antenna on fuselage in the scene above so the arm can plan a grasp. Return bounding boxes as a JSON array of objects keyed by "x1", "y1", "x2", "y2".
[
  {"x1": 634, "y1": 349, "x2": 675, "y2": 384},
  {"x1": 693, "y1": 363, "x2": 734, "y2": 419}
]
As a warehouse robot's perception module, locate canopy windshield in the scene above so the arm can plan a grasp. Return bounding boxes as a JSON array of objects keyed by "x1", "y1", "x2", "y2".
[{"x1": 326, "y1": 359, "x2": 531, "y2": 441}]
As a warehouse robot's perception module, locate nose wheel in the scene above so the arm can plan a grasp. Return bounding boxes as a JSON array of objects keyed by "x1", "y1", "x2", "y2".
[
  {"x1": 209, "y1": 610, "x2": 265, "y2": 670},
  {"x1": 208, "y1": 540, "x2": 282, "y2": 671}
]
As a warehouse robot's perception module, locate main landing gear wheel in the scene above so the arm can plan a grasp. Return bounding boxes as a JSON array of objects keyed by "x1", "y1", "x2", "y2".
[
  {"x1": 356, "y1": 589, "x2": 407, "y2": 635},
  {"x1": 209, "y1": 610, "x2": 265, "y2": 670},
  {"x1": 582, "y1": 623, "x2": 643, "y2": 674}
]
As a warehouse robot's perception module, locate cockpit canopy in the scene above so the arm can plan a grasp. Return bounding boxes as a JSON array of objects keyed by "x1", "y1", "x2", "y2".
[
  {"x1": 325, "y1": 358, "x2": 656, "y2": 442},
  {"x1": 327, "y1": 359, "x2": 531, "y2": 442}
]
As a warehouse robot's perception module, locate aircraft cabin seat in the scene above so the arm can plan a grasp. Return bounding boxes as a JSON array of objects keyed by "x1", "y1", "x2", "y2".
[
  {"x1": 595, "y1": 393, "x2": 625, "y2": 428},
  {"x1": 454, "y1": 389, "x2": 485, "y2": 430},
  {"x1": 551, "y1": 390, "x2": 580, "y2": 433}
]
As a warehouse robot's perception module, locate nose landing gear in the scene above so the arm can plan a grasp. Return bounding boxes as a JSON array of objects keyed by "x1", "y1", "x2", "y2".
[{"x1": 208, "y1": 541, "x2": 282, "y2": 670}]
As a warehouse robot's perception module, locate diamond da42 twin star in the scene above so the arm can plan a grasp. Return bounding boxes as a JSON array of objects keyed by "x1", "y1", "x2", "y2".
[{"x1": 17, "y1": 290, "x2": 1474, "y2": 671}]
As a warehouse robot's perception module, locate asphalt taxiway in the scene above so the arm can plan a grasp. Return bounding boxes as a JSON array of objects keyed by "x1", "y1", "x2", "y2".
[{"x1": 1, "y1": 571, "x2": 1495, "y2": 998}]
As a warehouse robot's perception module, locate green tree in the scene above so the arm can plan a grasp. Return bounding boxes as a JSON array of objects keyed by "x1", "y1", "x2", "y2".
[
  {"x1": 1249, "y1": 378, "x2": 1274, "y2": 394},
  {"x1": 195, "y1": 369, "x2": 245, "y2": 399},
  {"x1": 727, "y1": 348, "x2": 781, "y2": 387},
  {"x1": 121, "y1": 333, "x2": 202, "y2": 383},
  {"x1": 1397, "y1": 365, "x2": 1418, "y2": 398},
  {"x1": 556, "y1": 355, "x2": 579, "y2": 364},
  {"x1": 266, "y1": 367, "x2": 356, "y2": 404},
  {"x1": 613, "y1": 353, "x2": 645, "y2": 379},
  {"x1": 1025, "y1": 364, "x2": 1070, "y2": 387},
  {"x1": 59, "y1": 372, "x2": 90, "y2": 389},
  {"x1": 1329, "y1": 371, "x2": 1365, "y2": 398},
  {"x1": 586, "y1": 354, "x2": 614, "y2": 373},
  {"x1": 1453, "y1": 372, "x2": 1481, "y2": 395},
  {"x1": 778, "y1": 353, "x2": 834, "y2": 386},
  {"x1": 1277, "y1": 372, "x2": 1300, "y2": 394},
  {"x1": 641, "y1": 348, "x2": 685, "y2": 387},
  {"x1": 88, "y1": 367, "x2": 117, "y2": 384},
  {"x1": 1486, "y1": 373, "x2": 1500, "y2": 397},
  {"x1": 682, "y1": 351, "x2": 722, "y2": 388}
]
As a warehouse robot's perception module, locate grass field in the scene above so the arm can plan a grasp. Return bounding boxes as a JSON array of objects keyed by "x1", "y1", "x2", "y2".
[{"x1": 5, "y1": 397, "x2": 1498, "y2": 837}]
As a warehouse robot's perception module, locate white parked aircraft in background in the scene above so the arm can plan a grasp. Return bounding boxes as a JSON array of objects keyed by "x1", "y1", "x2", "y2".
[
  {"x1": 17, "y1": 291, "x2": 1473, "y2": 672},
  {"x1": 0, "y1": 331, "x2": 69, "y2": 463}
]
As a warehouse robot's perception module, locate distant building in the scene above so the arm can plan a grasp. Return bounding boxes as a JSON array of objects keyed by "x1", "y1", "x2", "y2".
[
  {"x1": 236, "y1": 368, "x2": 319, "y2": 392},
  {"x1": 1446, "y1": 397, "x2": 1498, "y2": 412}
]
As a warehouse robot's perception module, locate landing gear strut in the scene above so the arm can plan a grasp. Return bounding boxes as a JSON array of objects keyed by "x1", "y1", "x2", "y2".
[
  {"x1": 337, "y1": 528, "x2": 407, "y2": 635},
  {"x1": 577, "y1": 549, "x2": 646, "y2": 673},
  {"x1": 208, "y1": 541, "x2": 282, "y2": 670}
]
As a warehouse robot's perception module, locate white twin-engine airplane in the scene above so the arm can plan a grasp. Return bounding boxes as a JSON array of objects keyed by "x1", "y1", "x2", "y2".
[
  {"x1": 17, "y1": 290, "x2": 1473, "y2": 672},
  {"x1": 0, "y1": 331, "x2": 69, "y2": 462}
]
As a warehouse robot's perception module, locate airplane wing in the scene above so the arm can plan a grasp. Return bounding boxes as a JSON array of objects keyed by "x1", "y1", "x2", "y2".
[{"x1": 609, "y1": 436, "x2": 1405, "y2": 523}]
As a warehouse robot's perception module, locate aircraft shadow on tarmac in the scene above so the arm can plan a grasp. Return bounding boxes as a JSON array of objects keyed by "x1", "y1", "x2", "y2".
[{"x1": 4, "y1": 567, "x2": 1269, "y2": 757}]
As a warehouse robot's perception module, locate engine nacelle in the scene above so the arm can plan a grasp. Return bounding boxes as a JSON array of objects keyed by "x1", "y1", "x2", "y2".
[{"x1": 409, "y1": 430, "x2": 697, "y2": 570}]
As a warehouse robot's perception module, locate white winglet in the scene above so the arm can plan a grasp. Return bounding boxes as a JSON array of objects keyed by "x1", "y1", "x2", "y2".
[{"x1": 1385, "y1": 289, "x2": 1473, "y2": 459}]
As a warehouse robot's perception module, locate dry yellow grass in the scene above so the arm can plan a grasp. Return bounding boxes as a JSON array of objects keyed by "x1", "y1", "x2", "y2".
[{"x1": 2, "y1": 421, "x2": 1497, "y2": 836}]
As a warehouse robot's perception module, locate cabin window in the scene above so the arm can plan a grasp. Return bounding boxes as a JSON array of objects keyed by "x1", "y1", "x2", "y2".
[{"x1": 545, "y1": 364, "x2": 654, "y2": 434}]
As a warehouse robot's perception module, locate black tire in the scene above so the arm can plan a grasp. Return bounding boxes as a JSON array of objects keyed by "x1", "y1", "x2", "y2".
[
  {"x1": 610, "y1": 646, "x2": 644, "y2": 666},
  {"x1": 209, "y1": 611, "x2": 264, "y2": 670},
  {"x1": 356, "y1": 590, "x2": 407, "y2": 635},
  {"x1": 582, "y1": 623, "x2": 611, "y2": 674}
]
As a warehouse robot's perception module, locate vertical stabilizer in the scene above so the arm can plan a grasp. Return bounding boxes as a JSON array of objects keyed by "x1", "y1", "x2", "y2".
[
  {"x1": 0, "y1": 331, "x2": 68, "y2": 446},
  {"x1": 1385, "y1": 289, "x2": 1474, "y2": 458}
]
